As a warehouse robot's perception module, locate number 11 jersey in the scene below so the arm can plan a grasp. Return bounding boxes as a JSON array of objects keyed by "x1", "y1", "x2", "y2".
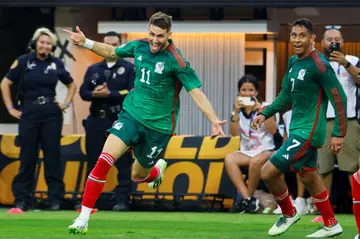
[{"x1": 115, "y1": 39, "x2": 202, "y2": 135}]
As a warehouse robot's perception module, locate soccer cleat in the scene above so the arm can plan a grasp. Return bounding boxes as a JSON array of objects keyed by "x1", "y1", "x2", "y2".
[
  {"x1": 273, "y1": 205, "x2": 282, "y2": 214},
  {"x1": 68, "y1": 217, "x2": 88, "y2": 235},
  {"x1": 229, "y1": 200, "x2": 248, "y2": 213},
  {"x1": 306, "y1": 223, "x2": 343, "y2": 238},
  {"x1": 354, "y1": 234, "x2": 360, "y2": 239},
  {"x1": 245, "y1": 197, "x2": 260, "y2": 213},
  {"x1": 148, "y1": 159, "x2": 167, "y2": 189},
  {"x1": 293, "y1": 197, "x2": 307, "y2": 214},
  {"x1": 268, "y1": 208, "x2": 302, "y2": 236}
]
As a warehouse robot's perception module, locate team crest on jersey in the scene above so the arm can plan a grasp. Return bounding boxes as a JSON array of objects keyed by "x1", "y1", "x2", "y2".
[
  {"x1": 113, "y1": 122, "x2": 123, "y2": 130},
  {"x1": 154, "y1": 62, "x2": 164, "y2": 74},
  {"x1": 297, "y1": 69, "x2": 306, "y2": 80}
]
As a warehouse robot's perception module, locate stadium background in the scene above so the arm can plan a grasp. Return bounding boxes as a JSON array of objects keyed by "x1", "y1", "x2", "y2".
[{"x1": 0, "y1": 4, "x2": 358, "y2": 212}]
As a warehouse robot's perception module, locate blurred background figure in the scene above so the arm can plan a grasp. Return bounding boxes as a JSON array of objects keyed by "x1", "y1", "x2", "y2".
[
  {"x1": 318, "y1": 25, "x2": 360, "y2": 198},
  {"x1": 225, "y1": 74, "x2": 277, "y2": 213},
  {"x1": 79, "y1": 31, "x2": 135, "y2": 211},
  {"x1": 0, "y1": 27, "x2": 76, "y2": 211}
]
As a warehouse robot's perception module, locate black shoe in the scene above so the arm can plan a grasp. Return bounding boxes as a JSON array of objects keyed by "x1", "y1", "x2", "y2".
[
  {"x1": 245, "y1": 197, "x2": 259, "y2": 213},
  {"x1": 230, "y1": 200, "x2": 248, "y2": 213},
  {"x1": 113, "y1": 203, "x2": 129, "y2": 212},
  {"x1": 15, "y1": 201, "x2": 28, "y2": 211}
]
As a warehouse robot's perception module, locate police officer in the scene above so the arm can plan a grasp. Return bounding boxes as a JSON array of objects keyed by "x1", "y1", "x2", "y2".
[
  {"x1": 80, "y1": 31, "x2": 134, "y2": 211},
  {"x1": 0, "y1": 27, "x2": 76, "y2": 211}
]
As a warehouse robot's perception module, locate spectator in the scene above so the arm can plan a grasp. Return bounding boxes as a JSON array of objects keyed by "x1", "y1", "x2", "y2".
[
  {"x1": 318, "y1": 25, "x2": 360, "y2": 196},
  {"x1": 225, "y1": 74, "x2": 277, "y2": 213}
]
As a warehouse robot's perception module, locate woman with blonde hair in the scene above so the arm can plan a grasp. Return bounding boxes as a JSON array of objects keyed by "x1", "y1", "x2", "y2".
[{"x1": 0, "y1": 27, "x2": 76, "y2": 211}]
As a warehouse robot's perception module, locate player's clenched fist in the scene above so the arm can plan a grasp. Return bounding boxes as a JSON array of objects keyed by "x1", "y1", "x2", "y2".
[
  {"x1": 63, "y1": 26, "x2": 86, "y2": 47},
  {"x1": 251, "y1": 114, "x2": 265, "y2": 130}
]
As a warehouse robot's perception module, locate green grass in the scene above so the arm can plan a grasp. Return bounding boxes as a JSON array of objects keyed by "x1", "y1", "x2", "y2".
[{"x1": 0, "y1": 209, "x2": 357, "y2": 238}]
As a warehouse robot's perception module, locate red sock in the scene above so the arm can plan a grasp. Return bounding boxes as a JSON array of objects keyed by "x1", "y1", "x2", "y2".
[
  {"x1": 311, "y1": 190, "x2": 337, "y2": 227},
  {"x1": 352, "y1": 172, "x2": 360, "y2": 234},
  {"x1": 133, "y1": 166, "x2": 160, "y2": 183},
  {"x1": 82, "y1": 152, "x2": 114, "y2": 208},
  {"x1": 273, "y1": 188, "x2": 295, "y2": 217}
]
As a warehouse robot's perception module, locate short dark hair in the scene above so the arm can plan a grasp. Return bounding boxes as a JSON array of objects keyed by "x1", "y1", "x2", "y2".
[
  {"x1": 237, "y1": 74, "x2": 259, "y2": 92},
  {"x1": 149, "y1": 11, "x2": 172, "y2": 32},
  {"x1": 104, "y1": 31, "x2": 121, "y2": 41},
  {"x1": 291, "y1": 18, "x2": 313, "y2": 33}
]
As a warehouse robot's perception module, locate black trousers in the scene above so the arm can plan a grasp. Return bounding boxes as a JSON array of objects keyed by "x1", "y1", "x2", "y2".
[
  {"x1": 84, "y1": 115, "x2": 132, "y2": 203},
  {"x1": 12, "y1": 102, "x2": 65, "y2": 205}
]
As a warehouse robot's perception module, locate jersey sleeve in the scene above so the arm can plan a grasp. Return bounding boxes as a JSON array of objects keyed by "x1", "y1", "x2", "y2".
[
  {"x1": 261, "y1": 72, "x2": 292, "y2": 119},
  {"x1": 114, "y1": 40, "x2": 138, "y2": 58},
  {"x1": 172, "y1": 49, "x2": 202, "y2": 92},
  {"x1": 317, "y1": 64, "x2": 348, "y2": 137}
]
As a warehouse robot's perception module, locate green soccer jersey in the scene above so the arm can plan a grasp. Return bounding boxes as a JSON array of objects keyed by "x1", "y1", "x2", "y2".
[
  {"x1": 262, "y1": 50, "x2": 347, "y2": 147},
  {"x1": 114, "y1": 39, "x2": 202, "y2": 135}
]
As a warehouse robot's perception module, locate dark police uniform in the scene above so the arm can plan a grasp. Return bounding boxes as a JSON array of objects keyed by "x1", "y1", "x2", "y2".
[
  {"x1": 80, "y1": 59, "x2": 134, "y2": 210},
  {"x1": 6, "y1": 52, "x2": 73, "y2": 210}
]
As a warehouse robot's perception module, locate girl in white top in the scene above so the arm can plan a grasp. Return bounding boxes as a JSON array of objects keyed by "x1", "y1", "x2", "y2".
[{"x1": 225, "y1": 74, "x2": 277, "y2": 213}]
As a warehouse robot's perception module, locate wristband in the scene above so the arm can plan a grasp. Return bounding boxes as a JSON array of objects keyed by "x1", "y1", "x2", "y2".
[
  {"x1": 84, "y1": 38, "x2": 94, "y2": 50},
  {"x1": 7, "y1": 106, "x2": 14, "y2": 111}
]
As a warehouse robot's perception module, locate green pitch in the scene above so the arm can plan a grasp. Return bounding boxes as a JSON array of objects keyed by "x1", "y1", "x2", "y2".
[{"x1": 0, "y1": 209, "x2": 357, "y2": 238}]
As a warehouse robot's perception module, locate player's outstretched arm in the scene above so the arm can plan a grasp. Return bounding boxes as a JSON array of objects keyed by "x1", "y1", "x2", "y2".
[
  {"x1": 188, "y1": 88, "x2": 226, "y2": 139},
  {"x1": 63, "y1": 26, "x2": 118, "y2": 60}
]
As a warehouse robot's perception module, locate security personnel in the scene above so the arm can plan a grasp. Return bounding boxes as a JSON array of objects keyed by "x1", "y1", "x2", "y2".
[
  {"x1": 80, "y1": 31, "x2": 134, "y2": 211},
  {"x1": 0, "y1": 28, "x2": 76, "y2": 211}
]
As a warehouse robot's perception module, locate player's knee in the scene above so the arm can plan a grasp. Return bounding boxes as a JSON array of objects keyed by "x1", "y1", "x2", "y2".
[
  {"x1": 260, "y1": 166, "x2": 270, "y2": 181},
  {"x1": 298, "y1": 170, "x2": 316, "y2": 186},
  {"x1": 131, "y1": 170, "x2": 147, "y2": 181}
]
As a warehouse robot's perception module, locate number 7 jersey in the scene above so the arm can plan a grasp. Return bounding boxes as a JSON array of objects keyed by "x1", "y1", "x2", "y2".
[
  {"x1": 262, "y1": 50, "x2": 347, "y2": 147},
  {"x1": 114, "y1": 39, "x2": 202, "y2": 135}
]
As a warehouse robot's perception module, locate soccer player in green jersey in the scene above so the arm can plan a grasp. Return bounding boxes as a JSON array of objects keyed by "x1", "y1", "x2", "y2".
[
  {"x1": 252, "y1": 18, "x2": 347, "y2": 238},
  {"x1": 64, "y1": 12, "x2": 226, "y2": 235}
]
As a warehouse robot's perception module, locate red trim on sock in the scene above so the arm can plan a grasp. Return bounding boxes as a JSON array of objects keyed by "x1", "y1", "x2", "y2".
[
  {"x1": 82, "y1": 152, "x2": 115, "y2": 208},
  {"x1": 273, "y1": 188, "x2": 295, "y2": 217},
  {"x1": 311, "y1": 190, "x2": 337, "y2": 227}
]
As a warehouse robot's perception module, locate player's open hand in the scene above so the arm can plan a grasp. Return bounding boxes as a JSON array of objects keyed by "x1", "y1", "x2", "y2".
[
  {"x1": 251, "y1": 114, "x2": 265, "y2": 130},
  {"x1": 210, "y1": 120, "x2": 227, "y2": 139},
  {"x1": 328, "y1": 136, "x2": 344, "y2": 154},
  {"x1": 63, "y1": 26, "x2": 86, "y2": 47}
]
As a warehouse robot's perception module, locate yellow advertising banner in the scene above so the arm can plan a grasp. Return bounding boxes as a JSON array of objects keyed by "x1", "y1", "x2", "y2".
[{"x1": 0, "y1": 134, "x2": 240, "y2": 207}]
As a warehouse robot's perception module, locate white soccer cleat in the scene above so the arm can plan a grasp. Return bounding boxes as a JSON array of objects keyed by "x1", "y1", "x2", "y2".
[
  {"x1": 306, "y1": 198, "x2": 317, "y2": 214},
  {"x1": 68, "y1": 217, "x2": 88, "y2": 235},
  {"x1": 293, "y1": 197, "x2": 307, "y2": 214},
  {"x1": 354, "y1": 234, "x2": 360, "y2": 239},
  {"x1": 306, "y1": 223, "x2": 343, "y2": 238},
  {"x1": 148, "y1": 159, "x2": 167, "y2": 189},
  {"x1": 273, "y1": 205, "x2": 282, "y2": 214},
  {"x1": 268, "y1": 208, "x2": 302, "y2": 236}
]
